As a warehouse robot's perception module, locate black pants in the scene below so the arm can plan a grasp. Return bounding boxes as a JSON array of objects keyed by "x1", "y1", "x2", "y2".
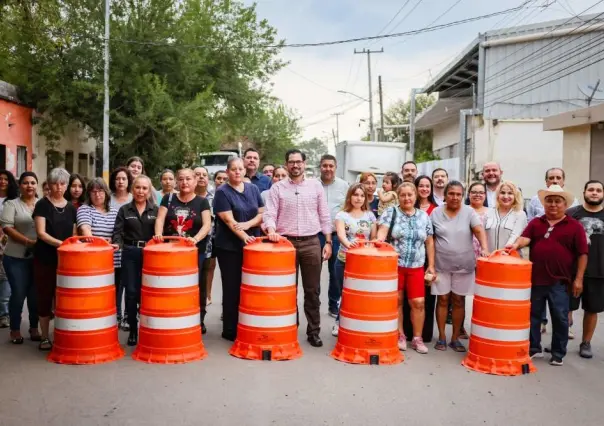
[
  {"x1": 114, "y1": 267, "x2": 123, "y2": 318},
  {"x1": 122, "y1": 246, "x2": 143, "y2": 329},
  {"x1": 403, "y1": 286, "x2": 436, "y2": 342},
  {"x1": 198, "y1": 252, "x2": 208, "y2": 325},
  {"x1": 216, "y1": 247, "x2": 244, "y2": 339}
]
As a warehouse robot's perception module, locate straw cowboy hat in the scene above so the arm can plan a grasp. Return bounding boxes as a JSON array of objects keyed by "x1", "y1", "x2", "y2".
[{"x1": 538, "y1": 184, "x2": 574, "y2": 206}]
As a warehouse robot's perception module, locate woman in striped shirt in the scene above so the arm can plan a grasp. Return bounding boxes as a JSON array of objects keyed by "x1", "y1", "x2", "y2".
[{"x1": 76, "y1": 178, "x2": 120, "y2": 319}]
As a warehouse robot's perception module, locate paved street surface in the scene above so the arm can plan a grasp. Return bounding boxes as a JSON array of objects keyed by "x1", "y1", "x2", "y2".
[{"x1": 1, "y1": 267, "x2": 603, "y2": 426}]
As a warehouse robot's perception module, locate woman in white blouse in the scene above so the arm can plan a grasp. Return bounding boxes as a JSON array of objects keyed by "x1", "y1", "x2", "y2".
[{"x1": 484, "y1": 180, "x2": 528, "y2": 252}]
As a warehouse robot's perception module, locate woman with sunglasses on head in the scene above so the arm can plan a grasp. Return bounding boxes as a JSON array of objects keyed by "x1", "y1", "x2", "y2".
[
  {"x1": 65, "y1": 173, "x2": 86, "y2": 210},
  {"x1": 154, "y1": 168, "x2": 212, "y2": 334},
  {"x1": 1, "y1": 172, "x2": 39, "y2": 343}
]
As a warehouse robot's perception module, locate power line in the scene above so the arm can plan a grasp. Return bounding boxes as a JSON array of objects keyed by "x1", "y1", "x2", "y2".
[
  {"x1": 283, "y1": 67, "x2": 338, "y2": 93},
  {"x1": 108, "y1": 4, "x2": 532, "y2": 49},
  {"x1": 386, "y1": 0, "x2": 425, "y2": 35},
  {"x1": 371, "y1": 0, "x2": 414, "y2": 40}
]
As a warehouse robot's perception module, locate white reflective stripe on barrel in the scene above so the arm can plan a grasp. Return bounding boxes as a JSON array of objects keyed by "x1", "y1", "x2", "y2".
[
  {"x1": 54, "y1": 315, "x2": 116, "y2": 331},
  {"x1": 143, "y1": 273, "x2": 198, "y2": 289},
  {"x1": 57, "y1": 274, "x2": 113, "y2": 289},
  {"x1": 339, "y1": 316, "x2": 398, "y2": 333},
  {"x1": 241, "y1": 272, "x2": 296, "y2": 288},
  {"x1": 139, "y1": 314, "x2": 200, "y2": 330},
  {"x1": 343, "y1": 277, "x2": 398, "y2": 293},
  {"x1": 471, "y1": 323, "x2": 529, "y2": 342},
  {"x1": 474, "y1": 283, "x2": 531, "y2": 301},
  {"x1": 238, "y1": 312, "x2": 297, "y2": 328}
]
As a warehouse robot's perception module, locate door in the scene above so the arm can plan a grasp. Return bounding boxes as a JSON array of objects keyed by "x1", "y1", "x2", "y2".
[{"x1": 591, "y1": 124, "x2": 604, "y2": 183}]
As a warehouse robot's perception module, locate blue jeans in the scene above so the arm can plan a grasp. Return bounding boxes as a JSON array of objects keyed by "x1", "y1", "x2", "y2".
[
  {"x1": 122, "y1": 246, "x2": 143, "y2": 329},
  {"x1": 334, "y1": 259, "x2": 346, "y2": 321},
  {"x1": 319, "y1": 232, "x2": 341, "y2": 312},
  {"x1": 530, "y1": 282, "x2": 569, "y2": 359},
  {"x1": 0, "y1": 278, "x2": 8, "y2": 317},
  {"x1": 3, "y1": 255, "x2": 37, "y2": 331}
]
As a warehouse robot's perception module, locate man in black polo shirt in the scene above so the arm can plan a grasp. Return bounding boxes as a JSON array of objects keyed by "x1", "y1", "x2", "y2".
[{"x1": 567, "y1": 180, "x2": 604, "y2": 359}]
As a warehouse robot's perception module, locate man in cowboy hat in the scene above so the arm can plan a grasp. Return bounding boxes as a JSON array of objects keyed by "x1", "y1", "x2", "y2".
[{"x1": 507, "y1": 185, "x2": 588, "y2": 366}]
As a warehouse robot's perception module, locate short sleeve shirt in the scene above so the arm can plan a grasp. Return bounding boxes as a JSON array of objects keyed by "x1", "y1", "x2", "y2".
[
  {"x1": 160, "y1": 194, "x2": 211, "y2": 252},
  {"x1": 335, "y1": 210, "x2": 376, "y2": 262},
  {"x1": 214, "y1": 183, "x2": 264, "y2": 252},
  {"x1": 379, "y1": 207, "x2": 433, "y2": 268},
  {"x1": 567, "y1": 206, "x2": 604, "y2": 279},
  {"x1": 33, "y1": 197, "x2": 77, "y2": 265},
  {"x1": 0, "y1": 198, "x2": 36, "y2": 258},
  {"x1": 431, "y1": 205, "x2": 481, "y2": 273},
  {"x1": 77, "y1": 204, "x2": 120, "y2": 267}
]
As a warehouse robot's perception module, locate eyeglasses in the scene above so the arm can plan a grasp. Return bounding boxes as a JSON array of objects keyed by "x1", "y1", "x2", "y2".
[
  {"x1": 287, "y1": 160, "x2": 304, "y2": 166},
  {"x1": 544, "y1": 226, "x2": 554, "y2": 239},
  {"x1": 470, "y1": 191, "x2": 485, "y2": 196},
  {"x1": 90, "y1": 190, "x2": 105, "y2": 195}
]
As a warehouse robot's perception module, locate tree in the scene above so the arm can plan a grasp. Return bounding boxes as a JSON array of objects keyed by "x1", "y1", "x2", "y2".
[
  {"x1": 296, "y1": 137, "x2": 327, "y2": 166},
  {"x1": 383, "y1": 94, "x2": 438, "y2": 162},
  {"x1": 0, "y1": 0, "x2": 296, "y2": 175}
]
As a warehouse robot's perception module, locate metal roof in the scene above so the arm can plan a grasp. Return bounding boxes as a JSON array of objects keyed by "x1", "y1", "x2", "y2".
[{"x1": 415, "y1": 97, "x2": 473, "y2": 129}]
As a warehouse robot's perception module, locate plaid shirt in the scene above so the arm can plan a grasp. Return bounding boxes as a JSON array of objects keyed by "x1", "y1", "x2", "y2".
[{"x1": 262, "y1": 177, "x2": 332, "y2": 236}]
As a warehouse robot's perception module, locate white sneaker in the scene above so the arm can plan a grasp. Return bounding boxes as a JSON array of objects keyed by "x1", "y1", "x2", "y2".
[
  {"x1": 331, "y1": 322, "x2": 339, "y2": 337},
  {"x1": 530, "y1": 350, "x2": 544, "y2": 359},
  {"x1": 398, "y1": 335, "x2": 407, "y2": 351},
  {"x1": 568, "y1": 327, "x2": 575, "y2": 340},
  {"x1": 411, "y1": 337, "x2": 428, "y2": 354}
]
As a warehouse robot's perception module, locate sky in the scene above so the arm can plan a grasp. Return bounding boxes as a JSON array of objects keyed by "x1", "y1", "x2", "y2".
[{"x1": 244, "y1": 0, "x2": 604, "y2": 152}]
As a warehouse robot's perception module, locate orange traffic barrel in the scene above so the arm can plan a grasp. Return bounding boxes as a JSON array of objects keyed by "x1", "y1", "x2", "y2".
[
  {"x1": 331, "y1": 241, "x2": 403, "y2": 365},
  {"x1": 229, "y1": 238, "x2": 302, "y2": 361},
  {"x1": 462, "y1": 250, "x2": 536, "y2": 376},
  {"x1": 132, "y1": 237, "x2": 206, "y2": 364},
  {"x1": 49, "y1": 237, "x2": 124, "y2": 365}
]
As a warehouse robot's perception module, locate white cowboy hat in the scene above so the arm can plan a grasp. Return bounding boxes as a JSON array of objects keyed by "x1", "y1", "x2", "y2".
[{"x1": 538, "y1": 184, "x2": 574, "y2": 206}]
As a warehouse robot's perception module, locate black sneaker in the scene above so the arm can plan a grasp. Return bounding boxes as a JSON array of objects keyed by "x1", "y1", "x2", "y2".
[
  {"x1": 579, "y1": 342, "x2": 593, "y2": 359},
  {"x1": 328, "y1": 307, "x2": 338, "y2": 318},
  {"x1": 549, "y1": 356, "x2": 564, "y2": 366}
]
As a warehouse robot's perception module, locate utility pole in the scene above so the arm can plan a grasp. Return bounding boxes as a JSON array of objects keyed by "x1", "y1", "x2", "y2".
[
  {"x1": 331, "y1": 112, "x2": 342, "y2": 145},
  {"x1": 102, "y1": 0, "x2": 111, "y2": 183},
  {"x1": 378, "y1": 75, "x2": 385, "y2": 141},
  {"x1": 409, "y1": 88, "x2": 423, "y2": 159},
  {"x1": 354, "y1": 48, "x2": 383, "y2": 141}
]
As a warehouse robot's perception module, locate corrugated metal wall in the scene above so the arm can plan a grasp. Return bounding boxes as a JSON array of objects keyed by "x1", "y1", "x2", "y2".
[{"x1": 483, "y1": 31, "x2": 604, "y2": 119}]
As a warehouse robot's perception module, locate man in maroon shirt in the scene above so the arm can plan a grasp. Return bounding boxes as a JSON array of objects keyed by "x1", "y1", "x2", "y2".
[{"x1": 508, "y1": 185, "x2": 588, "y2": 366}]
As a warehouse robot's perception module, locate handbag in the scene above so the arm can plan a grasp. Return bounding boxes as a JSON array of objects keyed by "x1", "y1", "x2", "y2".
[{"x1": 385, "y1": 207, "x2": 397, "y2": 244}]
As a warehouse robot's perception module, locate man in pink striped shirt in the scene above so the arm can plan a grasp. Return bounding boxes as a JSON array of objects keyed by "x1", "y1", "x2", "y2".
[{"x1": 263, "y1": 149, "x2": 332, "y2": 347}]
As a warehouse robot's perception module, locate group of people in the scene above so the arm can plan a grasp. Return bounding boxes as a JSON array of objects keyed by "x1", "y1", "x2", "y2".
[
  {"x1": 315, "y1": 159, "x2": 601, "y2": 365},
  {"x1": 0, "y1": 149, "x2": 601, "y2": 366}
]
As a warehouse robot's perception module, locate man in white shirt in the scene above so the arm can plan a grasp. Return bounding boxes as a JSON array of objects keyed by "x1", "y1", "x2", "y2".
[
  {"x1": 527, "y1": 168, "x2": 580, "y2": 220},
  {"x1": 318, "y1": 154, "x2": 349, "y2": 317},
  {"x1": 483, "y1": 162, "x2": 502, "y2": 207},
  {"x1": 432, "y1": 168, "x2": 448, "y2": 206}
]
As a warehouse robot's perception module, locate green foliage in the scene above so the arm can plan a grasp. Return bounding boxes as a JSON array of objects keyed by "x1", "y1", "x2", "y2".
[
  {"x1": 296, "y1": 137, "x2": 327, "y2": 166},
  {"x1": 0, "y1": 0, "x2": 297, "y2": 175}
]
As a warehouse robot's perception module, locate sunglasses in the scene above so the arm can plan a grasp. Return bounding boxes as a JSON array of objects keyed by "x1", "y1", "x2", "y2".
[{"x1": 544, "y1": 226, "x2": 554, "y2": 239}]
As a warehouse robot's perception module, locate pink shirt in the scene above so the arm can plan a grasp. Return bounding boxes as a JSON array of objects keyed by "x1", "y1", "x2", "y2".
[{"x1": 263, "y1": 177, "x2": 332, "y2": 237}]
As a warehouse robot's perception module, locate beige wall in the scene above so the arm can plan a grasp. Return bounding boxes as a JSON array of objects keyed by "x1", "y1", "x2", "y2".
[
  {"x1": 432, "y1": 119, "x2": 459, "y2": 157},
  {"x1": 561, "y1": 125, "x2": 591, "y2": 198},
  {"x1": 32, "y1": 121, "x2": 98, "y2": 182}
]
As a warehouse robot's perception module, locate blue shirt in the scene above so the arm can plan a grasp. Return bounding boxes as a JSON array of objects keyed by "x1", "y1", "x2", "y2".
[
  {"x1": 378, "y1": 206, "x2": 433, "y2": 268},
  {"x1": 248, "y1": 172, "x2": 272, "y2": 192},
  {"x1": 213, "y1": 183, "x2": 264, "y2": 252}
]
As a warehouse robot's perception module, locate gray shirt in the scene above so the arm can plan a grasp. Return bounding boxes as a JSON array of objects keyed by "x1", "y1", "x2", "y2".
[
  {"x1": 110, "y1": 193, "x2": 133, "y2": 211},
  {"x1": 321, "y1": 177, "x2": 349, "y2": 226},
  {"x1": 431, "y1": 205, "x2": 482, "y2": 273},
  {"x1": 0, "y1": 198, "x2": 36, "y2": 258}
]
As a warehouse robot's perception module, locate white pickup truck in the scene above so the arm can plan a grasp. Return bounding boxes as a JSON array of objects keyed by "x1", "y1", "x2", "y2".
[{"x1": 335, "y1": 140, "x2": 408, "y2": 185}]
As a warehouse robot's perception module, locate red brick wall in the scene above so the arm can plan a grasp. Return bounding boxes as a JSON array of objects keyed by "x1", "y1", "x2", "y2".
[{"x1": 0, "y1": 99, "x2": 33, "y2": 175}]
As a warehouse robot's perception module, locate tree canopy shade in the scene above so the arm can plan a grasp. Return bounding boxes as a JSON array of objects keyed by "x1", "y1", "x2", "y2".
[
  {"x1": 296, "y1": 137, "x2": 328, "y2": 166},
  {"x1": 0, "y1": 0, "x2": 299, "y2": 176}
]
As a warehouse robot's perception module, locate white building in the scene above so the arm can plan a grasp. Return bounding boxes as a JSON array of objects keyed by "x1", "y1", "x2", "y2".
[{"x1": 415, "y1": 14, "x2": 604, "y2": 198}]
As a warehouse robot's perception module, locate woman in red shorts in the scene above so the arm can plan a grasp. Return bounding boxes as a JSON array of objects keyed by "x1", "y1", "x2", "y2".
[{"x1": 377, "y1": 182, "x2": 436, "y2": 354}]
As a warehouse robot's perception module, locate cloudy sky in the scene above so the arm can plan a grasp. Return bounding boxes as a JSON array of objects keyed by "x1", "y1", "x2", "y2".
[{"x1": 244, "y1": 0, "x2": 604, "y2": 151}]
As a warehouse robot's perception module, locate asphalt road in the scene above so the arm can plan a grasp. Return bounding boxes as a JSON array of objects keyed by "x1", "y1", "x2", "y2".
[{"x1": 1, "y1": 267, "x2": 603, "y2": 426}]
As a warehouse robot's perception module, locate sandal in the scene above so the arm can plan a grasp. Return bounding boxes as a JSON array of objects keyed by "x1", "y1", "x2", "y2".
[
  {"x1": 10, "y1": 332, "x2": 24, "y2": 345},
  {"x1": 38, "y1": 338, "x2": 52, "y2": 351},
  {"x1": 434, "y1": 339, "x2": 447, "y2": 351},
  {"x1": 29, "y1": 328, "x2": 42, "y2": 342},
  {"x1": 459, "y1": 328, "x2": 469, "y2": 340},
  {"x1": 448, "y1": 340, "x2": 467, "y2": 353}
]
